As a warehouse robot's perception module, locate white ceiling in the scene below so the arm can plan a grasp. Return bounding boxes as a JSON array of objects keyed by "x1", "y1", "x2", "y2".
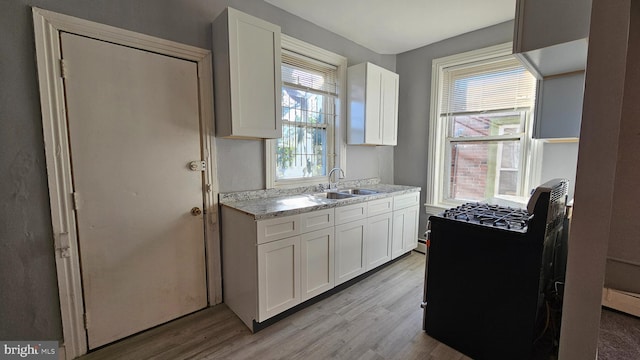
[{"x1": 265, "y1": 0, "x2": 516, "y2": 55}]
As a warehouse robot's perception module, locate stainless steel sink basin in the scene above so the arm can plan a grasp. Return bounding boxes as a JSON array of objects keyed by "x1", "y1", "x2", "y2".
[
  {"x1": 338, "y1": 188, "x2": 379, "y2": 195},
  {"x1": 313, "y1": 192, "x2": 355, "y2": 200}
]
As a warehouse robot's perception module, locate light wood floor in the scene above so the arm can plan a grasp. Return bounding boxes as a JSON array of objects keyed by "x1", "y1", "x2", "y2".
[{"x1": 81, "y1": 252, "x2": 469, "y2": 360}]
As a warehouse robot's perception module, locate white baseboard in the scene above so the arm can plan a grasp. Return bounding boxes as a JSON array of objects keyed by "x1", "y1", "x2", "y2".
[{"x1": 602, "y1": 287, "x2": 640, "y2": 317}]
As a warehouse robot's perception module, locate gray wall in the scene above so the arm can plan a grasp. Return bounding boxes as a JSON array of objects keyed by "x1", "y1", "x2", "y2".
[
  {"x1": 0, "y1": 0, "x2": 394, "y2": 341},
  {"x1": 540, "y1": 142, "x2": 579, "y2": 200},
  {"x1": 394, "y1": 20, "x2": 515, "y2": 234}
]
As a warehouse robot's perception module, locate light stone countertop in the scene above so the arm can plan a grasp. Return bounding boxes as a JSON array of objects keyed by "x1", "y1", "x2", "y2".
[{"x1": 220, "y1": 183, "x2": 421, "y2": 220}]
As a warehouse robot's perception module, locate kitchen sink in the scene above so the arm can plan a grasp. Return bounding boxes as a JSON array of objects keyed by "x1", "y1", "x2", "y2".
[
  {"x1": 313, "y1": 192, "x2": 355, "y2": 200},
  {"x1": 338, "y1": 188, "x2": 379, "y2": 195}
]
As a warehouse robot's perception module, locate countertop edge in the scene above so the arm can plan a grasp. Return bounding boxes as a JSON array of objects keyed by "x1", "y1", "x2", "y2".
[{"x1": 221, "y1": 186, "x2": 421, "y2": 220}]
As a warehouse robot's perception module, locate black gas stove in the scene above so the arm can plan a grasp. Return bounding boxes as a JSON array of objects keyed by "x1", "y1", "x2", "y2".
[
  {"x1": 441, "y1": 202, "x2": 532, "y2": 232},
  {"x1": 422, "y1": 179, "x2": 568, "y2": 360}
]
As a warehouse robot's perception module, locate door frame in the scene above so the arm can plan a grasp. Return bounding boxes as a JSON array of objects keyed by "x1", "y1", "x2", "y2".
[{"x1": 32, "y1": 8, "x2": 221, "y2": 359}]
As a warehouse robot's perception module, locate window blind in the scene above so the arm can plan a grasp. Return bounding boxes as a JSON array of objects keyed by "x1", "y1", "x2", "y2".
[
  {"x1": 440, "y1": 57, "x2": 536, "y2": 117},
  {"x1": 282, "y1": 49, "x2": 338, "y2": 97}
]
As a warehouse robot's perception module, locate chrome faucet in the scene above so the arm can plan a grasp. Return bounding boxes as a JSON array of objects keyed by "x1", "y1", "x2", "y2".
[{"x1": 328, "y1": 167, "x2": 345, "y2": 190}]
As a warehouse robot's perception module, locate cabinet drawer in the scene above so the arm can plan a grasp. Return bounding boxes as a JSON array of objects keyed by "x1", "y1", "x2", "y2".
[
  {"x1": 335, "y1": 202, "x2": 368, "y2": 225},
  {"x1": 367, "y1": 197, "x2": 393, "y2": 216},
  {"x1": 393, "y1": 192, "x2": 420, "y2": 211},
  {"x1": 299, "y1": 208, "x2": 334, "y2": 234},
  {"x1": 257, "y1": 215, "x2": 300, "y2": 244}
]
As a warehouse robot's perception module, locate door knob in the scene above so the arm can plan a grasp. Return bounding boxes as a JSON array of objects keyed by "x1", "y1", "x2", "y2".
[{"x1": 191, "y1": 207, "x2": 202, "y2": 216}]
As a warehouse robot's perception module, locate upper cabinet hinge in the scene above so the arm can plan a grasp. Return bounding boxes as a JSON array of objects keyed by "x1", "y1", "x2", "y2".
[{"x1": 60, "y1": 59, "x2": 68, "y2": 79}]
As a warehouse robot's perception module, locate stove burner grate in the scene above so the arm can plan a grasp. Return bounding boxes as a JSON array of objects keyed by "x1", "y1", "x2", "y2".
[{"x1": 442, "y1": 202, "x2": 532, "y2": 231}]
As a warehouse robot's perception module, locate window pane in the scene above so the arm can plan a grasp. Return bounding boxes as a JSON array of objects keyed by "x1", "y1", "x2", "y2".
[
  {"x1": 449, "y1": 113, "x2": 522, "y2": 138},
  {"x1": 499, "y1": 139, "x2": 520, "y2": 169},
  {"x1": 278, "y1": 86, "x2": 330, "y2": 181},
  {"x1": 498, "y1": 170, "x2": 518, "y2": 195},
  {"x1": 448, "y1": 140, "x2": 522, "y2": 201},
  {"x1": 282, "y1": 87, "x2": 327, "y2": 125},
  {"x1": 276, "y1": 125, "x2": 327, "y2": 180}
]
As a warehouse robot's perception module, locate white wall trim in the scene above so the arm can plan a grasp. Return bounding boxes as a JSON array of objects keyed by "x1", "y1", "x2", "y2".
[
  {"x1": 602, "y1": 287, "x2": 640, "y2": 318},
  {"x1": 266, "y1": 34, "x2": 348, "y2": 189},
  {"x1": 32, "y1": 8, "x2": 221, "y2": 358},
  {"x1": 426, "y1": 42, "x2": 528, "y2": 210}
]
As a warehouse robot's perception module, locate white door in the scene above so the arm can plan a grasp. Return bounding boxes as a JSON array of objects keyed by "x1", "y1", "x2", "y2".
[{"x1": 61, "y1": 33, "x2": 207, "y2": 349}]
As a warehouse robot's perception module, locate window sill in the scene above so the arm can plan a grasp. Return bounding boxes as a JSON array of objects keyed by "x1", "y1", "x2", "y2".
[
  {"x1": 424, "y1": 203, "x2": 449, "y2": 216},
  {"x1": 272, "y1": 176, "x2": 328, "y2": 189}
]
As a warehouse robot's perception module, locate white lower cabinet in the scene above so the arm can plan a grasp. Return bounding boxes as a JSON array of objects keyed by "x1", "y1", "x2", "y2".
[
  {"x1": 366, "y1": 212, "x2": 393, "y2": 270},
  {"x1": 335, "y1": 219, "x2": 368, "y2": 285},
  {"x1": 392, "y1": 205, "x2": 420, "y2": 259},
  {"x1": 222, "y1": 208, "x2": 333, "y2": 329},
  {"x1": 391, "y1": 192, "x2": 420, "y2": 259},
  {"x1": 257, "y1": 236, "x2": 300, "y2": 321},
  {"x1": 222, "y1": 190, "x2": 421, "y2": 330},
  {"x1": 301, "y1": 227, "x2": 335, "y2": 301}
]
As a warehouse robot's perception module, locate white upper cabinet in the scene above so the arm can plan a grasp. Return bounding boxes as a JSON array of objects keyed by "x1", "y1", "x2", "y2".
[
  {"x1": 534, "y1": 72, "x2": 585, "y2": 139},
  {"x1": 212, "y1": 8, "x2": 282, "y2": 139},
  {"x1": 513, "y1": 0, "x2": 591, "y2": 77},
  {"x1": 513, "y1": 0, "x2": 590, "y2": 139},
  {"x1": 347, "y1": 62, "x2": 399, "y2": 146}
]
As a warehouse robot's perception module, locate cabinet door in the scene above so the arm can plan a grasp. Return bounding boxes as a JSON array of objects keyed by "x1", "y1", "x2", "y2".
[
  {"x1": 392, "y1": 205, "x2": 420, "y2": 259},
  {"x1": 301, "y1": 228, "x2": 335, "y2": 301},
  {"x1": 391, "y1": 210, "x2": 406, "y2": 259},
  {"x1": 335, "y1": 219, "x2": 368, "y2": 285},
  {"x1": 366, "y1": 212, "x2": 393, "y2": 270},
  {"x1": 381, "y1": 70, "x2": 399, "y2": 146},
  {"x1": 258, "y1": 236, "x2": 300, "y2": 321},
  {"x1": 364, "y1": 64, "x2": 383, "y2": 145},
  {"x1": 534, "y1": 72, "x2": 584, "y2": 139},
  {"x1": 402, "y1": 205, "x2": 420, "y2": 252}
]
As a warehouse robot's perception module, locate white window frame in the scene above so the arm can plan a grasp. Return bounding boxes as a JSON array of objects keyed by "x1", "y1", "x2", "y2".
[
  {"x1": 266, "y1": 35, "x2": 347, "y2": 189},
  {"x1": 494, "y1": 123, "x2": 523, "y2": 196},
  {"x1": 425, "y1": 42, "x2": 540, "y2": 213}
]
